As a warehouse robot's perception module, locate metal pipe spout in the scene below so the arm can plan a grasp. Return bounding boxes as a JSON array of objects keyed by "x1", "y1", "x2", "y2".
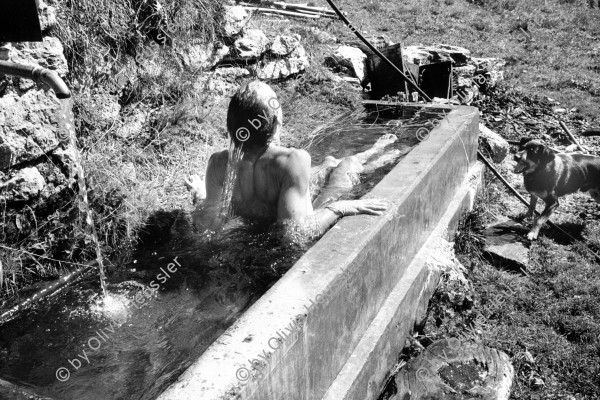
[{"x1": 0, "y1": 60, "x2": 71, "y2": 99}]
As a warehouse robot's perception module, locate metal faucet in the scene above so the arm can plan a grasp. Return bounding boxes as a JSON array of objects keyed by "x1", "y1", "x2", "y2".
[{"x1": 0, "y1": 43, "x2": 71, "y2": 99}]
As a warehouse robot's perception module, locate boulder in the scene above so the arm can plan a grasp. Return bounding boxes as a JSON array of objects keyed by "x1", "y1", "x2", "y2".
[
  {"x1": 0, "y1": 167, "x2": 46, "y2": 202},
  {"x1": 432, "y1": 43, "x2": 471, "y2": 65},
  {"x1": 482, "y1": 220, "x2": 530, "y2": 271},
  {"x1": 403, "y1": 44, "x2": 470, "y2": 66},
  {"x1": 0, "y1": 90, "x2": 62, "y2": 169},
  {"x1": 257, "y1": 45, "x2": 309, "y2": 80},
  {"x1": 328, "y1": 45, "x2": 368, "y2": 82},
  {"x1": 269, "y1": 34, "x2": 301, "y2": 56},
  {"x1": 394, "y1": 339, "x2": 514, "y2": 400},
  {"x1": 479, "y1": 124, "x2": 509, "y2": 163},
  {"x1": 234, "y1": 29, "x2": 269, "y2": 59},
  {"x1": 223, "y1": 6, "x2": 250, "y2": 38}
]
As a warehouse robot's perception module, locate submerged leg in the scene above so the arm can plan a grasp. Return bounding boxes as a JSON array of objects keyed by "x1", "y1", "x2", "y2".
[
  {"x1": 310, "y1": 133, "x2": 399, "y2": 208},
  {"x1": 312, "y1": 156, "x2": 363, "y2": 209},
  {"x1": 353, "y1": 133, "x2": 398, "y2": 164},
  {"x1": 310, "y1": 155, "x2": 342, "y2": 199}
]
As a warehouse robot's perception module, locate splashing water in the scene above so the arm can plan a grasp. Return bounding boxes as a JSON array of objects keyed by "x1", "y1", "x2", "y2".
[
  {"x1": 89, "y1": 292, "x2": 131, "y2": 324},
  {"x1": 57, "y1": 98, "x2": 108, "y2": 297}
]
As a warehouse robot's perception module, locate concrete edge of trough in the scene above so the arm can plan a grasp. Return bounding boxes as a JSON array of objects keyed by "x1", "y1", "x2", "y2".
[
  {"x1": 157, "y1": 105, "x2": 479, "y2": 400},
  {"x1": 322, "y1": 161, "x2": 485, "y2": 400}
]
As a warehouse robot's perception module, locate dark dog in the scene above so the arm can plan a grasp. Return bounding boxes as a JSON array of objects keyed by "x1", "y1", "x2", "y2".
[{"x1": 514, "y1": 137, "x2": 600, "y2": 240}]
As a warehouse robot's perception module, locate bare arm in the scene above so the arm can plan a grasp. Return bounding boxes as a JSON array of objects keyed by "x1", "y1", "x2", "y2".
[
  {"x1": 277, "y1": 150, "x2": 386, "y2": 240},
  {"x1": 276, "y1": 150, "x2": 340, "y2": 235},
  {"x1": 187, "y1": 152, "x2": 227, "y2": 231}
]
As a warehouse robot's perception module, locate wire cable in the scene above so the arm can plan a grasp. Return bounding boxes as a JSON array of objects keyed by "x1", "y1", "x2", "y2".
[{"x1": 323, "y1": 0, "x2": 432, "y2": 102}]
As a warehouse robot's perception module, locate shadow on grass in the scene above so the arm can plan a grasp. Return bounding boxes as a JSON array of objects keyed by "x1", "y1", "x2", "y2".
[{"x1": 543, "y1": 221, "x2": 586, "y2": 246}]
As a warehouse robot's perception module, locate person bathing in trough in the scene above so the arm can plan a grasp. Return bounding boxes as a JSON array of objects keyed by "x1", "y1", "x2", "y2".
[{"x1": 184, "y1": 81, "x2": 397, "y2": 239}]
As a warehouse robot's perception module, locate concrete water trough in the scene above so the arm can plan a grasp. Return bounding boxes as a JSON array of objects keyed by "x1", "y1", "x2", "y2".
[{"x1": 158, "y1": 103, "x2": 480, "y2": 400}]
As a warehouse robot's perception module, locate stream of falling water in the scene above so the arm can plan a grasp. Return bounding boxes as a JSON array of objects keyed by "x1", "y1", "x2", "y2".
[{"x1": 57, "y1": 98, "x2": 107, "y2": 297}]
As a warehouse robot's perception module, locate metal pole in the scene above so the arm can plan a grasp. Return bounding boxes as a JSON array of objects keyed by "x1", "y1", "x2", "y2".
[{"x1": 559, "y1": 121, "x2": 585, "y2": 153}]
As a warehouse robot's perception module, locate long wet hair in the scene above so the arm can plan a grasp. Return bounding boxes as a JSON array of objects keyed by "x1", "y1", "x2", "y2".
[{"x1": 227, "y1": 81, "x2": 283, "y2": 149}]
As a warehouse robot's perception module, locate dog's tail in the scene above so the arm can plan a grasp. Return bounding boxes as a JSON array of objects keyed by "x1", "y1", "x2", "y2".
[{"x1": 582, "y1": 128, "x2": 600, "y2": 136}]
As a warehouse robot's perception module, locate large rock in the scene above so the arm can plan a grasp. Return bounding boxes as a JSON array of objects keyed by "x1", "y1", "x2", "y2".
[
  {"x1": 223, "y1": 6, "x2": 250, "y2": 38},
  {"x1": 479, "y1": 123, "x2": 510, "y2": 163},
  {"x1": 328, "y1": 45, "x2": 368, "y2": 82},
  {"x1": 403, "y1": 44, "x2": 471, "y2": 66},
  {"x1": 394, "y1": 339, "x2": 514, "y2": 400},
  {"x1": 482, "y1": 220, "x2": 530, "y2": 271},
  {"x1": 269, "y1": 34, "x2": 302, "y2": 56},
  {"x1": 0, "y1": 90, "x2": 62, "y2": 169},
  {"x1": 257, "y1": 45, "x2": 309, "y2": 80},
  {"x1": 0, "y1": 167, "x2": 46, "y2": 202},
  {"x1": 233, "y1": 29, "x2": 269, "y2": 59}
]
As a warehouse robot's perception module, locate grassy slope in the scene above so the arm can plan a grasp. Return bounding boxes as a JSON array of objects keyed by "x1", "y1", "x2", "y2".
[{"x1": 321, "y1": 0, "x2": 600, "y2": 120}]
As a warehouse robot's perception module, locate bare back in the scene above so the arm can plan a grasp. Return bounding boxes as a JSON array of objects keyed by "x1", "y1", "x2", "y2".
[{"x1": 206, "y1": 145, "x2": 313, "y2": 224}]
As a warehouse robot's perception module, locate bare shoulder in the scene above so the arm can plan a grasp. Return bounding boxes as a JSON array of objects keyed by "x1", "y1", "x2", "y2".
[
  {"x1": 273, "y1": 147, "x2": 311, "y2": 172},
  {"x1": 206, "y1": 150, "x2": 229, "y2": 184},
  {"x1": 208, "y1": 150, "x2": 229, "y2": 166}
]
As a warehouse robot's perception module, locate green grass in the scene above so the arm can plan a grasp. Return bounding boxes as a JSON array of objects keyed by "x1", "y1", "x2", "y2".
[
  {"x1": 419, "y1": 169, "x2": 600, "y2": 398},
  {"x1": 308, "y1": 0, "x2": 600, "y2": 122}
]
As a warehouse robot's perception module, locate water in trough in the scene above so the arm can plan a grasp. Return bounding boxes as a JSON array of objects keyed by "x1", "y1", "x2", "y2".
[{"x1": 0, "y1": 107, "x2": 446, "y2": 400}]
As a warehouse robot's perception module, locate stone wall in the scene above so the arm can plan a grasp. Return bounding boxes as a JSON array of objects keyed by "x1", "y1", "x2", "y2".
[{"x1": 0, "y1": 1, "x2": 76, "y2": 252}]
